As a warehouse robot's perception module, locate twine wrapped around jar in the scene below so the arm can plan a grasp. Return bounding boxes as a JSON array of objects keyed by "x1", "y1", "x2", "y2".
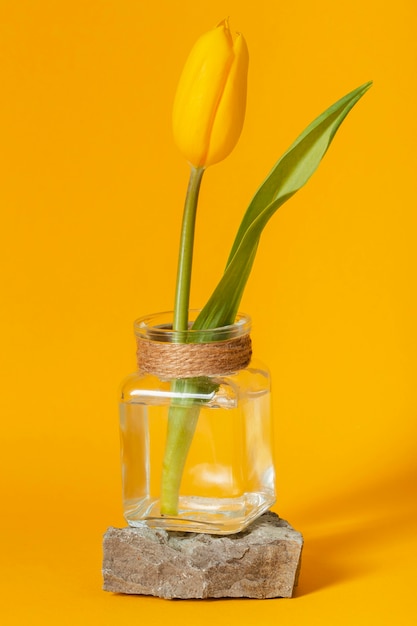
[{"x1": 136, "y1": 333, "x2": 252, "y2": 379}]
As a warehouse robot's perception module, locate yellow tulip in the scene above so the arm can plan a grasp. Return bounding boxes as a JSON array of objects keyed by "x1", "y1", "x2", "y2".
[{"x1": 172, "y1": 19, "x2": 249, "y2": 168}]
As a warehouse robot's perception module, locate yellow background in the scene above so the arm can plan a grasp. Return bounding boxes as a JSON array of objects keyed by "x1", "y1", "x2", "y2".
[{"x1": 1, "y1": 0, "x2": 416, "y2": 623}]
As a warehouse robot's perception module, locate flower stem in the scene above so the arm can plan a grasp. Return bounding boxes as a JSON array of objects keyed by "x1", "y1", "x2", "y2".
[
  {"x1": 173, "y1": 166, "x2": 205, "y2": 332},
  {"x1": 160, "y1": 388, "x2": 200, "y2": 516},
  {"x1": 160, "y1": 166, "x2": 205, "y2": 516}
]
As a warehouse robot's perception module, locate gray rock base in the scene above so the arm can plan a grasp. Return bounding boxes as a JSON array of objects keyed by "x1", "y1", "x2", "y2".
[{"x1": 102, "y1": 511, "x2": 303, "y2": 599}]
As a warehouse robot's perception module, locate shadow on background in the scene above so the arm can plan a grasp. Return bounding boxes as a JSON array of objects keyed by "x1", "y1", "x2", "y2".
[{"x1": 293, "y1": 459, "x2": 417, "y2": 595}]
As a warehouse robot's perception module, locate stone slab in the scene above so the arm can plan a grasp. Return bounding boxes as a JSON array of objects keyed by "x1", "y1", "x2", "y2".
[{"x1": 102, "y1": 511, "x2": 303, "y2": 599}]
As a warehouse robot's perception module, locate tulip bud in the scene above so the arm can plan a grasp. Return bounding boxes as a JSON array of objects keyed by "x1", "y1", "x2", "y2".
[{"x1": 172, "y1": 19, "x2": 249, "y2": 168}]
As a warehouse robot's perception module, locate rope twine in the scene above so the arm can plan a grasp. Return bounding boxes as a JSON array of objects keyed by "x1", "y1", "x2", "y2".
[{"x1": 136, "y1": 333, "x2": 252, "y2": 379}]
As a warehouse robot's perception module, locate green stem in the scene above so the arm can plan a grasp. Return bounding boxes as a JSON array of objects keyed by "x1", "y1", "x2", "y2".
[
  {"x1": 160, "y1": 387, "x2": 200, "y2": 516},
  {"x1": 160, "y1": 166, "x2": 205, "y2": 516},
  {"x1": 173, "y1": 166, "x2": 205, "y2": 331}
]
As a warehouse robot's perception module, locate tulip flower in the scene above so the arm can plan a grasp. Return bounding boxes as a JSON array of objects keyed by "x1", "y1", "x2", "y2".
[
  {"x1": 161, "y1": 21, "x2": 249, "y2": 516},
  {"x1": 172, "y1": 18, "x2": 249, "y2": 168}
]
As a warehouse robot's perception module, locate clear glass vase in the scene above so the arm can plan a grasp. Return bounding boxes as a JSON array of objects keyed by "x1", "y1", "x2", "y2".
[{"x1": 119, "y1": 311, "x2": 276, "y2": 535}]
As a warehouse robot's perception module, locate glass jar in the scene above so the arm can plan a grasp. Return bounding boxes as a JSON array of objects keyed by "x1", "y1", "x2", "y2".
[{"x1": 119, "y1": 310, "x2": 276, "y2": 535}]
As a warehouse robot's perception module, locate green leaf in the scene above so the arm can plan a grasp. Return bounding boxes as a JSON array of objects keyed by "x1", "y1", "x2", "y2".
[{"x1": 193, "y1": 81, "x2": 372, "y2": 331}]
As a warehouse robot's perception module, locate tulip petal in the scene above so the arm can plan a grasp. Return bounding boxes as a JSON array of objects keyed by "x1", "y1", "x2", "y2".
[
  {"x1": 205, "y1": 32, "x2": 249, "y2": 166},
  {"x1": 172, "y1": 22, "x2": 235, "y2": 167}
]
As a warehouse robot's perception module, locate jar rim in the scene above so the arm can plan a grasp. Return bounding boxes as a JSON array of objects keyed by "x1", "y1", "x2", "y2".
[{"x1": 134, "y1": 310, "x2": 251, "y2": 343}]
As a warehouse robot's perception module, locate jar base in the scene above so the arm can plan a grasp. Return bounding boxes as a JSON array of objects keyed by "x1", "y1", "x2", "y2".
[{"x1": 123, "y1": 492, "x2": 276, "y2": 535}]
